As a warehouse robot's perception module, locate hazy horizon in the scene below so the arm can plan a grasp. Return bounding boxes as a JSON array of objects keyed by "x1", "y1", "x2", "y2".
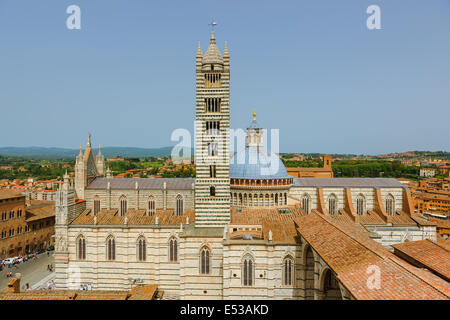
[{"x1": 1, "y1": 0, "x2": 449, "y2": 154}]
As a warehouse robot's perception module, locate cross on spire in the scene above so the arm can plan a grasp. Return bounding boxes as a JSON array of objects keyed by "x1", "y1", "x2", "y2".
[{"x1": 208, "y1": 20, "x2": 217, "y2": 32}]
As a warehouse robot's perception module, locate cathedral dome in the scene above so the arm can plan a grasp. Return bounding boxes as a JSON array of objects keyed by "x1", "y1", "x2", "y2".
[
  {"x1": 230, "y1": 146, "x2": 291, "y2": 180},
  {"x1": 230, "y1": 111, "x2": 291, "y2": 180}
]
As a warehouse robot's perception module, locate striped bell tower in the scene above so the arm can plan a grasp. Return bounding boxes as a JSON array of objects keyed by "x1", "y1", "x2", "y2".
[{"x1": 194, "y1": 31, "x2": 231, "y2": 227}]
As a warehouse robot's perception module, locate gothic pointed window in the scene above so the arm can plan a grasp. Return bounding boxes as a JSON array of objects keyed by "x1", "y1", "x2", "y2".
[
  {"x1": 148, "y1": 196, "x2": 155, "y2": 216},
  {"x1": 328, "y1": 194, "x2": 337, "y2": 215},
  {"x1": 242, "y1": 254, "x2": 254, "y2": 286},
  {"x1": 283, "y1": 255, "x2": 294, "y2": 286},
  {"x1": 356, "y1": 194, "x2": 366, "y2": 215},
  {"x1": 106, "y1": 236, "x2": 115, "y2": 261},
  {"x1": 137, "y1": 236, "x2": 146, "y2": 261},
  {"x1": 386, "y1": 194, "x2": 395, "y2": 216},
  {"x1": 119, "y1": 196, "x2": 127, "y2": 216},
  {"x1": 302, "y1": 194, "x2": 311, "y2": 214},
  {"x1": 169, "y1": 237, "x2": 178, "y2": 262},
  {"x1": 94, "y1": 196, "x2": 100, "y2": 215},
  {"x1": 176, "y1": 195, "x2": 183, "y2": 216},
  {"x1": 77, "y1": 235, "x2": 86, "y2": 260},
  {"x1": 200, "y1": 247, "x2": 211, "y2": 274}
]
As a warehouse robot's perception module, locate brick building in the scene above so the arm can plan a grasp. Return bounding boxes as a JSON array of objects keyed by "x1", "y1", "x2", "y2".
[
  {"x1": 0, "y1": 190, "x2": 55, "y2": 259},
  {"x1": 286, "y1": 155, "x2": 334, "y2": 178}
]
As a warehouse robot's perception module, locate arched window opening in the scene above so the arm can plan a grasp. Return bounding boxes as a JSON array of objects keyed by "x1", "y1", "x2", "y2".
[
  {"x1": 242, "y1": 255, "x2": 254, "y2": 287},
  {"x1": 283, "y1": 256, "x2": 294, "y2": 286},
  {"x1": 386, "y1": 194, "x2": 395, "y2": 216},
  {"x1": 148, "y1": 196, "x2": 155, "y2": 216},
  {"x1": 119, "y1": 196, "x2": 127, "y2": 216},
  {"x1": 210, "y1": 186, "x2": 216, "y2": 197},
  {"x1": 322, "y1": 269, "x2": 342, "y2": 300},
  {"x1": 137, "y1": 237, "x2": 146, "y2": 261},
  {"x1": 176, "y1": 195, "x2": 183, "y2": 216},
  {"x1": 356, "y1": 194, "x2": 366, "y2": 215},
  {"x1": 302, "y1": 194, "x2": 311, "y2": 214},
  {"x1": 77, "y1": 235, "x2": 86, "y2": 260},
  {"x1": 93, "y1": 197, "x2": 100, "y2": 215},
  {"x1": 106, "y1": 236, "x2": 115, "y2": 261},
  {"x1": 169, "y1": 237, "x2": 178, "y2": 262},
  {"x1": 328, "y1": 194, "x2": 337, "y2": 215},
  {"x1": 200, "y1": 247, "x2": 211, "y2": 274}
]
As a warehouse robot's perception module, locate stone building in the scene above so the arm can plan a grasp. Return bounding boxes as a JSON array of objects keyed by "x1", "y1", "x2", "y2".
[{"x1": 53, "y1": 32, "x2": 448, "y2": 300}]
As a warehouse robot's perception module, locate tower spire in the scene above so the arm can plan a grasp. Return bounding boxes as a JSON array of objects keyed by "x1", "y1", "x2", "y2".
[
  {"x1": 197, "y1": 42, "x2": 202, "y2": 57},
  {"x1": 224, "y1": 41, "x2": 229, "y2": 58},
  {"x1": 87, "y1": 133, "x2": 92, "y2": 148}
]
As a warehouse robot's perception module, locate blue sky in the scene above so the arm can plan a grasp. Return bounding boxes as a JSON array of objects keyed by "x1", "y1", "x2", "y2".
[{"x1": 0, "y1": 0, "x2": 449, "y2": 154}]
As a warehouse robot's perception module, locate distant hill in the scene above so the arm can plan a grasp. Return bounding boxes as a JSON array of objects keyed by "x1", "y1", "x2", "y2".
[{"x1": 0, "y1": 146, "x2": 185, "y2": 159}]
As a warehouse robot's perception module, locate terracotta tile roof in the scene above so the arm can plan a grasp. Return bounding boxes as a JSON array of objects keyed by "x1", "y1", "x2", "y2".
[
  {"x1": 294, "y1": 212, "x2": 450, "y2": 300},
  {"x1": 230, "y1": 205, "x2": 305, "y2": 243},
  {"x1": 436, "y1": 238, "x2": 450, "y2": 251},
  {"x1": 392, "y1": 239, "x2": 450, "y2": 282},
  {"x1": 25, "y1": 203, "x2": 55, "y2": 222},
  {"x1": 0, "y1": 190, "x2": 25, "y2": 201},
  {"x1": 0, "y1": 285, "x2": 158, "y2": 300},
  {"x1": 70, "y1": 208, "x2": 194, "y2": 226},
  {"x1": 428, "y1": 218, "x2": 450, "y2": 229},
  {"x1": 127, "y1": 284, "x2": 158, "y2": 300}
]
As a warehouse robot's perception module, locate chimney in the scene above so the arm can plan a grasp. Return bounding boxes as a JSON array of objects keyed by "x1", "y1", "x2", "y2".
[{"x1": 8, "y1": 277, "x2": 21, "y2": 293}]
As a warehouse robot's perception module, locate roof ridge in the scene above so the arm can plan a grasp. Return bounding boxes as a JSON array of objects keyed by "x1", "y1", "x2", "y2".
[{"x1": 386, "y1": 253, "x2": 450, "y2": 298}]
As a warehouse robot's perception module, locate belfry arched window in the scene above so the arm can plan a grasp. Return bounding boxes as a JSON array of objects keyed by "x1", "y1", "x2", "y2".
[
  {"x1": 77, "y1": 235, "x2": 86, "y2": 260},
  {"x1": 169, "y1": 237, "x2": 178, "y2": 262},
  {"x1": 137, "y1": 236, "x2": 146, "y2": 261},
  {"x1": 200, "y1": 247, "x2": 211, "y2": 274},
  {"x1": 242, "y1": 254, "x2": 254, "y2": 286},
  {"x1": 328, "y1": 194, "x2": 337, "y2": 215},
  {"x1": 106, "y1": 236, "x2": 115, "y2": 261},
  {"x1": 356, "y1": 194, "x2": 366, "y2": 215},
  {"x1": 283, "y1": 255, "x2": 294, "y2": 286},
  {"x1": 148, "y1": 196, "x2": 155, "y2": 216},
  {"x1": 386, "y1": 194, "x2": 395, "y2": 216},
  {"x1": 119, "y1": 196, "x2": 127, "y2": 216},
  {"x1": 210, "y1": 186, "x2": 216, "y2": 197},
  {"x1": 176, "y1": 195, "x2": 183, "y2": 216}
]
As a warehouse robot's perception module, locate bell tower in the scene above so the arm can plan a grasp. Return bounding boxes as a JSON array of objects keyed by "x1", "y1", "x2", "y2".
[{"x1": 194, "y1": 31, "x2": 231, "y2": 227}]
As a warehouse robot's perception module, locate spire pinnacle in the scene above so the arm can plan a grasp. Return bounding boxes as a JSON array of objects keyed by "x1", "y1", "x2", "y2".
[
  {"x1": 196, "y1": 41, "x2": 202, "y2": 57},
  {"x1": 210, "y1": 31, "x2": 216, "y2": 44},
  {"x1": 224, "y1": 41, "x2": 229, "y2": 58},
  {"x1": 98, "y1": 144, "x2": 102, "y2": 156},
  {"x1": 87, "y1": 133, "x2": 92, "y2": 148},
  {"x1": 79, "y1": 144, "x2": 83, "y2": 157}
]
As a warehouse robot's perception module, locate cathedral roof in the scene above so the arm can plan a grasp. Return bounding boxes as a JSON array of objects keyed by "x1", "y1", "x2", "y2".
[
  {"x1": 86, "y1": 177, "x2": 194, "y2": 190},
  {"x1": 293, "y1": 177, "x2": 405, "y2": 188},
  {"x1": 202, "y1": 32, "x2": 223, "y2": 65}
]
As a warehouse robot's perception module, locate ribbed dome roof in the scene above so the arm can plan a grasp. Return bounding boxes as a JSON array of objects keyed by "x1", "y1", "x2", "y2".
[
  {"x1": 230, "y1": 146, "x2": 291, "y2": 179},
  {"x1": 202, "y1": 32, "x2": 223, "y2": 64}
]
